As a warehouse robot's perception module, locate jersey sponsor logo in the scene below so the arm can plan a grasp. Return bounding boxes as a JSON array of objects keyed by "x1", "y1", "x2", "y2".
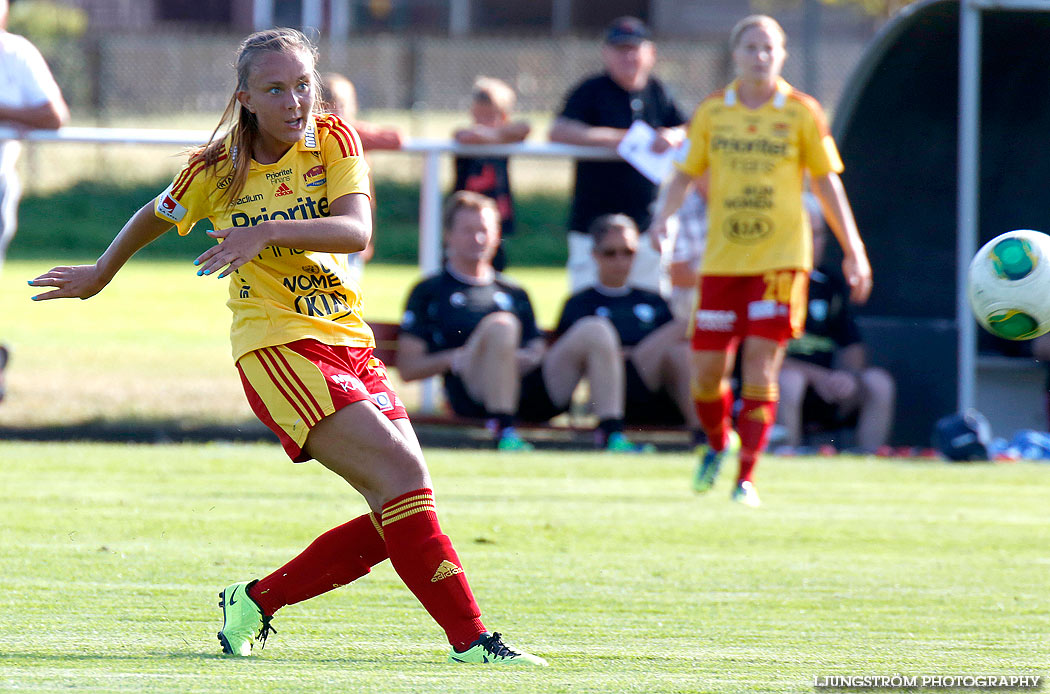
[
  {"x1": 303, "y1": 164, "x2": 326, "y2": 188},
  {"x1": 231, "y1": 196, "x2": 330, "y2": 227},
  {"x1": 265, "y1": 168, "x2": 293, "y2": 185},
  {"x1": 711, "y1": 135, "x2": 788, "y2": 157},
  {"x1": 235, "y1": 193, "x2": 264, "y2": 206},
  {"x1": 696, "y1": 309, "x2": 736, "y2": 332},
  {"x1": 275, "y1": 182, "x2": 294, "y2": 197},
  {"x1": 773, "y1": 121, "x2": 790, "y2": 137},
  {"x1": 723, "y1": 212, "x2": 774, "y2": 244},
  {"x1": 748, "y1": 300, "x2": 787, "y2": 320},
  {"x1": 216, "y1": 172, "x2": 234, "y2": 189},
  {"x1": 281, "y1": 269, "x2": 344, "y2": 293},
  {"x1": 156, "y1": 186, "x2": 187, "y2": 223},
  {"x1": 293, "y1": 290, "x2": 353, "y2": 319}
]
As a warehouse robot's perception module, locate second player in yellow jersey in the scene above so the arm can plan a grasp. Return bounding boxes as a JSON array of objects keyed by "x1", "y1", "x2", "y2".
[{"x1": 677, "y1": 77, "x2": 842, "y2": 275}]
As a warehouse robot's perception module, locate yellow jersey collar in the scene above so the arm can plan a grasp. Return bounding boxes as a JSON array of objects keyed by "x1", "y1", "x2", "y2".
[{"x1": 724, "y1": 78, "x2": 792, "y2": 109}]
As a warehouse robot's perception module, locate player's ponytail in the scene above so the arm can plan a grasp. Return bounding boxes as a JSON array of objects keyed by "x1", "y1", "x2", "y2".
[{"x1": 194, "y1": 28, "x2": 320, "y2": 207}]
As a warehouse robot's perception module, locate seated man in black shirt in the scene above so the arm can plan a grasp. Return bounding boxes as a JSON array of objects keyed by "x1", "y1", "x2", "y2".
[
  {"x1": 777, "y1": 195, "x2": 896, "y2": 453},
  {"x1": 555, "y1": 214, "x2": 702, "y2": 447},
  {"x1": 398, "y1": 191, "x2": 649, "y2": 452}
]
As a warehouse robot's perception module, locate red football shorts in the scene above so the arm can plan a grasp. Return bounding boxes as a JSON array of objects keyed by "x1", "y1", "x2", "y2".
[
  {"x1": 689, "y1": 271, "x2": 809, "y2": 351},
  {"x1": 237, "y1": 339, "x2": 408, "y2": 462}
]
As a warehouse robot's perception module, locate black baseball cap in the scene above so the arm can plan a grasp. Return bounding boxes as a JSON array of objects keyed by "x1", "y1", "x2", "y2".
[{"x1": 604, "y1": 16, "x2": 651, "y2": 45}]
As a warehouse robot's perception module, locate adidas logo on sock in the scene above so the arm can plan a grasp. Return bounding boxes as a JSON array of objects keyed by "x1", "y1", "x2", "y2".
[{"x1": 430, "y1": 560, "x2": 463, "y2": 583}]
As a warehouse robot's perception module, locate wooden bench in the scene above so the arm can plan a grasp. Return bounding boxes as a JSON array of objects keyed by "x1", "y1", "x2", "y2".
[{"x1": 365, "y1": 320, "x2": 693, "y2": 450}]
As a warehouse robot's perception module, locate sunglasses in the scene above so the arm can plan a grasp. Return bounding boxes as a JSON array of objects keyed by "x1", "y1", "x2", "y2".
[{"x1": 597, "y1": 247, "x2": 637, "y2": 258}]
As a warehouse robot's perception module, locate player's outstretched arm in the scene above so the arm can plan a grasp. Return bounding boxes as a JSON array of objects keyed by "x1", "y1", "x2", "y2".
[{"x1": 29, "y1": 202, "x2": 172, "y2": 301}]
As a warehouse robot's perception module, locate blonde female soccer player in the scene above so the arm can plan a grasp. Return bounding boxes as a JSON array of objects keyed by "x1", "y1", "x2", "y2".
[
  {"x1": 28, "y1": 28, "x2": 546, "y2": 666},
  {"x1": 649, "y1": 15, "x2": 872, "y2": 506}
]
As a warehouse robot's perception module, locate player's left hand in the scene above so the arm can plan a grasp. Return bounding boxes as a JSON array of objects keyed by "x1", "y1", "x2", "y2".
[
  {"x1": 842, "y1": 253, "x2": 873, "y2": 305},
  {"x1": 195, "y1": 225, "x2": 269, "y2": 279}
]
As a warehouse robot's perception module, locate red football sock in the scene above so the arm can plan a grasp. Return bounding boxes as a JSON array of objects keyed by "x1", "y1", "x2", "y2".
[
  {"x1": 248, "y1": 512, "x2": 388, "y2": 616},
  {"x1": 694, "y1": 387, "x2": 733, "y2": 451},
  {"x1": 736, "y1": 384, "x2": 779, "y2": 484},
  {"x1": 381, "y1": 488, "x2": 485, "y2": 650}
]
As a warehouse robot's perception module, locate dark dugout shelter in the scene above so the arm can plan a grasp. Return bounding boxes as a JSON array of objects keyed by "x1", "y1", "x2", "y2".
[{"x1": 832, "y1": 0, "x2": 1050, "y2": 445}]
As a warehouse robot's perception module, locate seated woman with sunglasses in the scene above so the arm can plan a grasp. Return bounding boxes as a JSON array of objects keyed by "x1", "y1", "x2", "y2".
[{"x1": 554, "y1": 214, "x2": 703, "y2": 447}]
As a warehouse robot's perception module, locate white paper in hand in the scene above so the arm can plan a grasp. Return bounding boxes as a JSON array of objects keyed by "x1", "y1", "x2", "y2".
[{"x1": 616, "y1": 120, "x2": 675, "y2": 184}]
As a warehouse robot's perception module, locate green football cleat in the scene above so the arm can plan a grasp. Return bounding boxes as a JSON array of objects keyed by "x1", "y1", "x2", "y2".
[
  {"x1": 449, "y1": 631, "x2": 548, "y2": 666},
  {"x1": 605, "y1": 431, "x2": 656, "y2": 454},
  {"x1": 731, "y1": 480, "x2": 762, "y2": 507},
  {"x1": 692, "y1": 430, "x2": 740, "y2": 493},
  {"x1": 217, "y1": 580, "x2": 276, "y2": 656},
  {"x1": 497, "y1": 430, "x2": 534, "y2": 452}
]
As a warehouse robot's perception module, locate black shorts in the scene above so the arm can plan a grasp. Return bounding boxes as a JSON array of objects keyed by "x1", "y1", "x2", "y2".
[
  {"x1": 801, "y1": 386, "x2": 859, "y2": 432},
  {"x1": 623, "y1": 361, "x2": 685, "y2": 426},
  {"x1": 444, "y1": 367, "x2": 566, "y2": 423}
]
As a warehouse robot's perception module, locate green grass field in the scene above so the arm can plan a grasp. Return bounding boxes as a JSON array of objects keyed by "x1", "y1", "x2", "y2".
[{"x1": 1, "y1": 442, "x2": 1047, "y2": 692}]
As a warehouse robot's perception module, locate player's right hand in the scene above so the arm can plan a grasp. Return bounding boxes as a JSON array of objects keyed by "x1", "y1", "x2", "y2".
[{"x1": 28, "y1": 264, "x2": 108, "y2": 301}]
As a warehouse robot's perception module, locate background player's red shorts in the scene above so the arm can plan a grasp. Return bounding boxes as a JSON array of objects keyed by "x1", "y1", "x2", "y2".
[
  {"x1": 689, "y1": 271, "x2": 809, "y2": 351},
  {"x1": 237, "y1": 339, "x2": 408, "y2": 462}
]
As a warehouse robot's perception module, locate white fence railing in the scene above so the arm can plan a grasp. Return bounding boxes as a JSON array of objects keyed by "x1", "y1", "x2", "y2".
[{"x1": 3, "y1": 126, "x2": 618, "y2": 280}]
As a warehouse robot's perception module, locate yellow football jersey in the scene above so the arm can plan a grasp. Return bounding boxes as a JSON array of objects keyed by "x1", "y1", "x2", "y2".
[
  {"x1": 676, "y1": 78, "x2": 843, "y2": 275},
  {"x1": 154, "y1": 114, "x2": 374, "y2": 360}
]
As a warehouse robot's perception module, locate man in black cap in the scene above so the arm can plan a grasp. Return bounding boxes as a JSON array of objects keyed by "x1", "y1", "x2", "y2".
[{"x1": 549, "y1": 16, "x2": 686, "y2": 295}]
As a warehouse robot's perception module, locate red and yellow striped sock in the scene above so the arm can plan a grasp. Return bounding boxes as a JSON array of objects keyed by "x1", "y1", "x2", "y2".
[
  {"x1": 249, "y1": 512, "x2": 388, "y2": 615},
  {"x1": 693, "y1": 386, "x2": 734, "y2": 451},
  {"x1": 736, "y1": 383, "x2": 779, "y2": 484},
  {"x1": 381, "y1": 488, "x2": 485, "y2": 650}
]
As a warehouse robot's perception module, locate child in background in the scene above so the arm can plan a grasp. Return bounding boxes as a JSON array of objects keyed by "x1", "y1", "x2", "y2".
[
  {"x1": 320, "y1": 72, "x2": 404, "y2": 281},
  {"x1": 452, "y1": 76, "x2": 530, "y2": 271}
]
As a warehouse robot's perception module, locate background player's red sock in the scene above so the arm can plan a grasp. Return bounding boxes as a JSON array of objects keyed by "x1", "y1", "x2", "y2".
[
  {"x1": 736, "y1": 384, "x2": 779, "y2": 484},
  {"x1": 249, "y1": 512, "x2": 388, "y2": 615},
  {"x1": 381, "y1": 488, "x2": 485, "y2": 650},
  {"x1": 694, "y1": 387, "x2": 734, "y2": 451}
]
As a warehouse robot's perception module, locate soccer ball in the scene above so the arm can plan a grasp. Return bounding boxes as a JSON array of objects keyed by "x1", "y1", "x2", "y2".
[{"x1": 967, "y1": 229, "x2": 1050, "y2": 340}]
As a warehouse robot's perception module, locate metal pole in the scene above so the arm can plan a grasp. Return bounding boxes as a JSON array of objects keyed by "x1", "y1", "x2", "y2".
[
  {"x1": 301, "y1": 0, "x2": 323, "y2": 34},
  {"x1": 418, "y1": 149, "x2": 444, "y2": 411},
  {"x1": 330, "y1": 0, "x2": 352, "y2": 39},
  {"x1": 252, "y1": 0, "x2": 274, "y2": 31},
  {"x1": 957, "y1": 2, "x2": 981, "y2": 413}
]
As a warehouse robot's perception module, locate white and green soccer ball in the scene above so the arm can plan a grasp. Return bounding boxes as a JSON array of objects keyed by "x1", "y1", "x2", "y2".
[{"x1": 967, "y1": 229, "x2": 1050, "y2": 341}]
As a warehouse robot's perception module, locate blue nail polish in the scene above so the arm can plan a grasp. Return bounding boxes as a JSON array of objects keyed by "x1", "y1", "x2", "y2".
[
  {"x1": 197, "y1": 270, "x2": 204, "y2": 276},
  {"x1": 193, "y1": 260, "x2": 199, "y2": 266}
]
